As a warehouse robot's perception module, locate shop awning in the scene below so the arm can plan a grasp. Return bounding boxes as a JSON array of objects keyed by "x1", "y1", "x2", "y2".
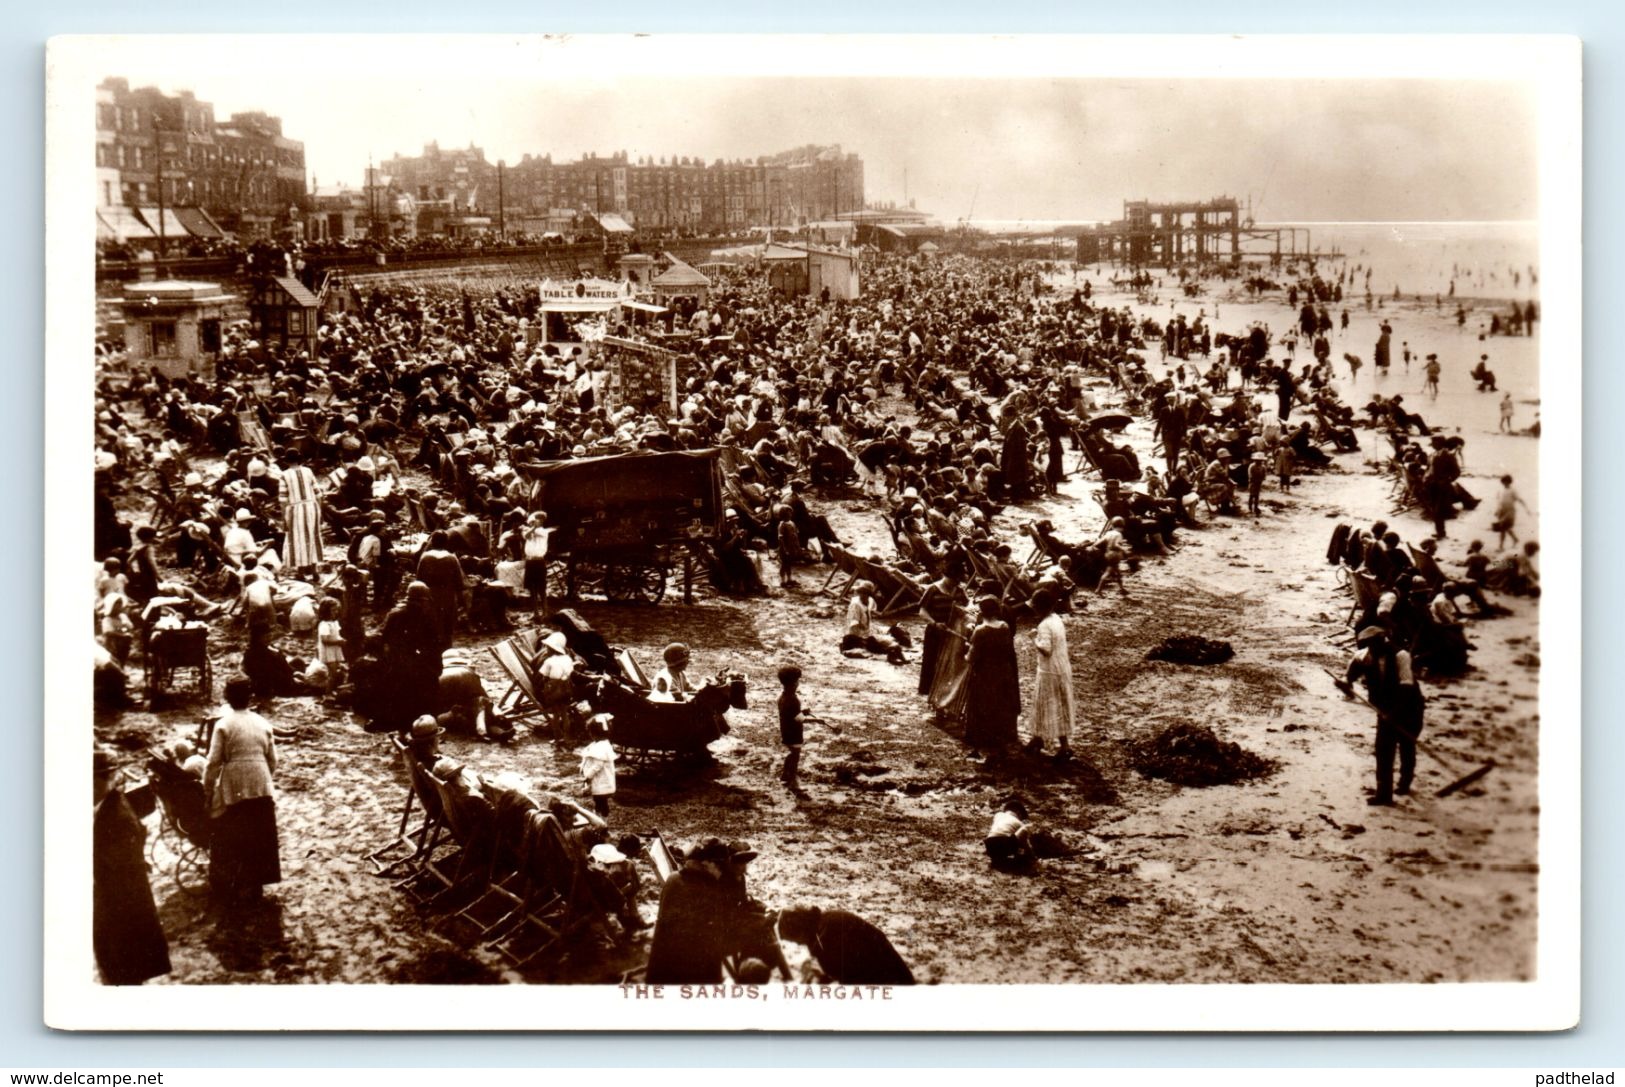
[
  {"x1": 596, "y1": 213, "x2": 634, "y2": 234},
  {"x1": 98, "y1": 207, "x2": 154, "y2": 241},
  {"x1": 621, "y1": 300, "x2": 668, "y2": 314},
  {"x1": 136, "y1": 207, "x2": 192, "y2": 237},
  {"x1": 174, "y1": 206, "x2": 225, "y2": 238}
]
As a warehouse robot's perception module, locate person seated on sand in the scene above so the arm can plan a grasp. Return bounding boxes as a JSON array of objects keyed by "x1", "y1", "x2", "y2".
[
  {"x1": 775, "y1": 905, "x2": 916, "y2": 986},
  {"x1": 1487, "y1": 541, "x2": 1541, "y2": 598},
  {"x1": 841, "y1": 581, "x2": 906, "y2": 664},
  {"x1": 984, "y1": 794, "x2": 1076, "y2": 875}
]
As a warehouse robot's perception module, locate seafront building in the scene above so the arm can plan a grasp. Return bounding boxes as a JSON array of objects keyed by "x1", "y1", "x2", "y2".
[{"x1": 95, "y1": 77, "x2": 307, "y2": 244}]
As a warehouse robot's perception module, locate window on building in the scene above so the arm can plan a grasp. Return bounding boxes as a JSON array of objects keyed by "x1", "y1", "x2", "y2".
[
  {"x1": 115, "y1": 145, "x2": 126, "y2": 168},
  {"x1": 102, "y1": 181, "x2": 113, "y2": 206},
  {"x1": 148, "y1": 321, "x2": 177, "y2": 357},
  {"x1": 199, "y1": 318, "x2": 221, "y2": 354}
]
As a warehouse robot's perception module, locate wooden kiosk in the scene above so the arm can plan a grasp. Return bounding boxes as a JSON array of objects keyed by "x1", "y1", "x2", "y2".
[{"x1": 118, "y1": 280, "x2": 235, "y2": 380}]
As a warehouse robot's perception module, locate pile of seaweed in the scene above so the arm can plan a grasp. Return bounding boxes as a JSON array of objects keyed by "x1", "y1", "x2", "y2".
[
  {"x1": 1130, "y1": 722, "x2": 1278, "y2": 787},
  {"x1": 1146, "y1": 635, "x2": 1235, "y2": 665}
]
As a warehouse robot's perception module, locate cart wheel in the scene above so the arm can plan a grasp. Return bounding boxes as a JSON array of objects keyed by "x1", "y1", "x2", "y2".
[
  {"x1": 570, "y1": 561, "x2": 606, "y2": 600},
  {"x1": 630, "y1": 565, "x2": 668, "y2": 605}
]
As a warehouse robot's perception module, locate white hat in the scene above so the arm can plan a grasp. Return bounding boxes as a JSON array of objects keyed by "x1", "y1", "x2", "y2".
[
  {"x1": 184, "y1": 472, "x2": 203, "y2": 487},
  {"x1": 543, "y1": 631, "x2": 569, "y2": 654},
  {"x1": 589, "y1": 843, "x2": 628, "y2": 865},
  {"x1": 235, "y1": 508, "x2": 254, "y2": 523},
  {"x1": 356, "y1": 455, "x2": 377, "y2": 472}
]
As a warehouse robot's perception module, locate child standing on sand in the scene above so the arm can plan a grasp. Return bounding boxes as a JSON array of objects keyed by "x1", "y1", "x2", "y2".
[
  {"x1": 1274, "y1": 442, "x2": 1295, "y2": 494},
  {"x1": 1247, "y1": 452, "x2": 1268, "y2": 517},
  {"x1": 778, "y1": 664, "x2": 813, "y2": 798}
]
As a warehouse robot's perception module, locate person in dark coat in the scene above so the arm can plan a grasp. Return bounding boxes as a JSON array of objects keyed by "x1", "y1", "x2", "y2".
[
  {"x1": 776, "y1": 905, "x2": 915, "y2": 985},
  {"x1": 961, "y1": 595, "x2": 1021, "y2": 757},
  {"x1": 374, "y1": 581, "x2": 444, "y2": 731},
  {"x1": 415, "y1": 531, "x2": 466, "y2": 652},
  {"x1": 645, "y1": 839, "x2": 771, "y2": 984},
  {"x1": 1000, "y1": 415, "x2": 1033, "y2": 503},
  {"x1": 93, "y1": 750, "x2": 170, "y2": 985}
]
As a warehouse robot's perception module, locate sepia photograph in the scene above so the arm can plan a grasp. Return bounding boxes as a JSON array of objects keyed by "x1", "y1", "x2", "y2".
[{"x1": 42, "y1": 33, "x2": 1582, "y2": 1031}]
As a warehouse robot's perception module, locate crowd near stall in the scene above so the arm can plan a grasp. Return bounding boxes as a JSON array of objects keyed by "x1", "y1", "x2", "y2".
[{"x1": 90, "y1": 244, "x2": 1539, "y2": 986}]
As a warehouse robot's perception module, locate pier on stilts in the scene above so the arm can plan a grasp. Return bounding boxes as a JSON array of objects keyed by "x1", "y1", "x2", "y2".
[{"x1": 1074, "y1": 196, "x2": 1343, "y2": 268}]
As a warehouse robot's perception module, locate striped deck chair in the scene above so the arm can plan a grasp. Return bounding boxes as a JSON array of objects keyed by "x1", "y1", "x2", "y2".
[{"x1": 489, "y1": 633, "x2": 547, "y2": 722}]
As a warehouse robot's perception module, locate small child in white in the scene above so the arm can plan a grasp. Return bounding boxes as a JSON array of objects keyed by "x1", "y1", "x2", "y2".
[{"x1": 580, "y1": 714, "x2": 618, "y2": 818}]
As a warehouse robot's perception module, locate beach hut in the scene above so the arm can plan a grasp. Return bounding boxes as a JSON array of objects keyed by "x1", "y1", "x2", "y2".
[
  {"x1": 651, "y1": 257, "x2": 712, "y2": 307},
  {"x1": 247, "y1": 275, "x2": 322, "y2": 359}
]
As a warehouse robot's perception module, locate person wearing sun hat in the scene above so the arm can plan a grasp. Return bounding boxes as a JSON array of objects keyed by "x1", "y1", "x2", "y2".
[{"x1": 646, "y1": 837, "x2": 774, "y2": 984}]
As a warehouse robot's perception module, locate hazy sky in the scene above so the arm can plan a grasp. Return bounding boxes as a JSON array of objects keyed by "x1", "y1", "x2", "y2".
[{"x1": 92, "y1": 40, "x2": 1540, "y2": 223}]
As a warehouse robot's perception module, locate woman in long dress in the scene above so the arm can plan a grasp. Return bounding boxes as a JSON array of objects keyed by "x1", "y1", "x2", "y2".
[
  {"x1": 278, "y1": 448, "x2": 324, "y2": 573},
  {"x1": 205, "y1": 675, "x2": 281, "y2": 903},
  {"x1": 1025, "y1": 589, "x2": 1074, "y2": 761},
  {"x1": 961, "y1": 595, "x2": 1020, "y2": 758}
]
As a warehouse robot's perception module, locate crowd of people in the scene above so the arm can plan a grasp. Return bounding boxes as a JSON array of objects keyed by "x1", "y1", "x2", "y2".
[{"x1": 90, "y1": 243, "x2": 1539, "y2": 986}]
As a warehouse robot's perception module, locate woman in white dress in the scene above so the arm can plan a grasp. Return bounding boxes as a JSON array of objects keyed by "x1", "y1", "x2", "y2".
[{"x1": 1026, "y1": 588, "x2": 1074, "y2": 761}]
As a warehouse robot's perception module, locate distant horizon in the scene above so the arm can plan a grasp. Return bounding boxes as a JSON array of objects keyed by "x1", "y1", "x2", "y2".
[{"x1": 89, "y1": 39, "x2": 1540, "y2": 225}]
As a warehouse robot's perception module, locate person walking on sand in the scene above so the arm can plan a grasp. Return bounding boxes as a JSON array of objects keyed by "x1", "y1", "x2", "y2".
[
  {"x1": 1492, "y1": 475, "x2": 1533, "y2": 550},
  {"x1": 1023, "y1": 589, "x2": 1073, "y2": 762},
  {"x1": 1499, "y1": 392, "x2": 1516, "y2": 433},
  {"x1": 1424, "y1": 354, "x2": 1442, "y2": 399},
  {"x1": 1340, "y1": 626, "x2": 1425, "y2": 807}
]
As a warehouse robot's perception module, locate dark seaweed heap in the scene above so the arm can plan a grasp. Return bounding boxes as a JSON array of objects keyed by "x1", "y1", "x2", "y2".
[
  {"x1": 1131, "y1": 722, "x2": 1278, "y2": 787},
  {"x1": 1146, "y1": 635, "x2": 1235, "y2": 665}
]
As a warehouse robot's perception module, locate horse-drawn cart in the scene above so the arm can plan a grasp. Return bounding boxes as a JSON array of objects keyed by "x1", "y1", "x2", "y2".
[{"x1": 516, "y1": 449, "x2": 725, "y2": 605}]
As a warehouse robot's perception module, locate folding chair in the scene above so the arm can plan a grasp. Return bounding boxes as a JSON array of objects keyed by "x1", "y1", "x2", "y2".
[
  {"x1": 489, "y1": 636, "x2": 548, "y2": 723},
  {"x1": 491, "y1": 812, "x2": 591, "y2": 969},
  {"x1": 645, "y1": 829, "x2": 679, "y2": 885},
  {"x1": 818, "y1": 544, "x2": 859, "y2": 599},
  {"x1": 1341, "y1": 568, "x2": 1384, "y2": 630},
  {"x1": 367, "y1": 734, "x2": 427, "y2": 875},
  {"x1": 864, "y1": 560, "x2": 926, "y2": 620},
  {"x1": 1018, "y1": 522, "x2": 1054, "y2": 574},
  {"x1": 451, "y1": 790, "x2": 534, "y2": 940},
  {"x1": 1407, "y1": 546, "x2": 1448, "y2": 591},
  {"x1": 391, "y1": 757, "x2": 452, "y2": 900}
]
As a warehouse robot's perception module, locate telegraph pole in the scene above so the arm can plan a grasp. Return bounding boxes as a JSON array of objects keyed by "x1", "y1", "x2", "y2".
[
  {"x1": 498, "y1": 160, "x2": 506, "y2": 238},
  {"x1": 153, "y1": 118, "x2": 167, "y2": 276},
  {"x1": 367, "y1": 154, "x2": 376, "y2": 239}
]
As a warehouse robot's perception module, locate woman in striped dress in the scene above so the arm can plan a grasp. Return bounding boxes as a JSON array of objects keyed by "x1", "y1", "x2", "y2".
[{"x1": 279, "y1": 449, "x2": 324, "y2": 574}]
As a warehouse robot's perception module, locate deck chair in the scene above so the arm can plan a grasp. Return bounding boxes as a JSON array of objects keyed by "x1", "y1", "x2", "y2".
[
  {"x1": 1018, "y1": 522, "x2": 1054, "y2": 573},
  {"x1": 391, "y1": 756, "x2": 452, "y2": 900},
  {"x1": 1342, "y1": 568, "x2": 1385, "y2": 630},
  {"x1": 491, "y1": 812, "x2": 592, "y2": 968},
  {"x1": 416, "y1": 770, "x2": 502, "y2": 912},
  {"x1": 862, "y1": 559, "x2": 926, "y2": 620},
  {"x1": 645, "y1": 829, "x2": 679, "y2": 885},
  {"x1": 818, "y1": 543, "x2": 859, "y2": 599},
  {"x1": 367, "y1": 734, "x2": 428, "y2": 874},
  {"x1": 1407, "y1": 546, "x2": 1448, "y2": 591},
  {"x1": 489, "y1": 636, "x2": 547, "y2": 723},
  {"x1": 451, "y1": 788, "x2": 535, "y2": 940}
]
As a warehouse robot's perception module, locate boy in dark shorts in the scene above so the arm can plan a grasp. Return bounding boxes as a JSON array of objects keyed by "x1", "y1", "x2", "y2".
[{"x1": 777, "y1": 664, "x2": 811, "y2": 798}]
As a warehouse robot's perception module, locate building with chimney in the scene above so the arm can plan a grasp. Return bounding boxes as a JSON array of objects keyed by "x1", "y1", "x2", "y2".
[{"x1": 95, "y1": 77, "x2": 307, "y2": 244}]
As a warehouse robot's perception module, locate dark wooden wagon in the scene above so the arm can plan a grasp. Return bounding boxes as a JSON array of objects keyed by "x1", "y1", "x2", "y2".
[
  {"x1": 516, "y1": 449, "x2": 724, "y2": 605},
  {"x1": 584, "y1": 672, "x2": 748, "y2": 761}
]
